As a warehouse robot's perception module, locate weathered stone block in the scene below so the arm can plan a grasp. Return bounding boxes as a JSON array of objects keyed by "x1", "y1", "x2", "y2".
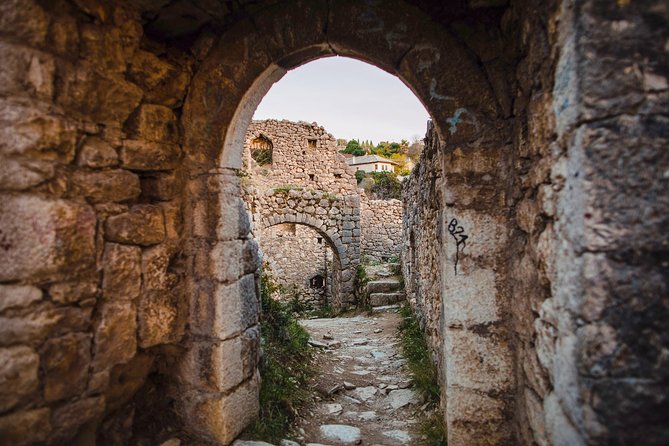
[
  {"x1": 48, "y1": 281, "x2": 97, "y2": 305},
  {"x1": 76, "y1": 136, "x2": 118, "y2": 168},
  {"x1": 50, "y1": 396, "x2": 105, "y2": 444},
  {"x1": 138, "y1": 290, "x2": 178, "y2": 348},
  {"x1": 0, "y1": 408, "x2": 50, "y2": 446},
  {"x1": 0, "y1": 346, "x2": 39, "y2": 412},
  {"x1": 161, "y1": 200, "x2": 183, "y2": 241},
  {"x1": 524, "y1": 387, "x2": 550, "y2": 446},
  {"x1": 181, "y1": 328, "x2": 258, "y2": 392},
  {"x1": 105, "y1": 205, "x2": 165, "y2": 246},
  {"x1": 55, "y1": 67, "x2": 143, "y2": 125},
  {"x1": 443, "y1": 268, "x2": 499, "y2": 326},
  {"x1": 141, "y1": 244, "x2": 176, "y2": 291},
  {"x1": 80, "y1": 23, "x2": 126, "y2": 74},
  {"x1": 0, "y1": 285, "x2": 42, "y2": 312},
  {"x1": 128, "y1": 50, "x2": 173, "y2": 90},
  {"x1": 0, "y1": 99, "x2": 76, "y2": 162},
  {"x1": 0, "y1": 42, "x2": 55, "y2": 100},
  {"x1": 544, "y1": 392, "x2": 586, "y2": 446},
  {"x1": 242, "y1": 240, "x2": 261, "y2": 275},
  {"x1": 183, "y1": 373, "x2": 259, "y2": 445},
  {"x1": 366, "y1": 279, "x2": 402, "y2": 294},
  {"x1": 0, "y1": 156, "x2": 54, "y2": 191},
  {"x1": 369, "y1": 292, "x2": 404, "y2": 306},
  {"x1": 120, "y1": 140, "x2": 180, "y2": 171},
  {"x1": 445, "y1": 329, "x2": 514, "y2": 393},
  {"x1": 104, "y1": 353, "x2": 154, "y2": 413},
  {"x1": 72, "y1": 169, "x2": 141, "y2": 203},
  {"x1": 0, "y1": 0, "x2": 48, "y2": 45},
  {"x1": 517, "y1": 198, "x2": 542, "y2": 234},
  {"x1": 209, "y1": 240, "x2": 243, "y2": 283},
  {"x1": 47, "y1": 13, "x2": 78, "y2": 56},
  {"x1": 0, "y1": 305, "x2": 91, "y2": 347},
  {"x1": 141, "y1": 171, "x2": 180, "y2": 201},
  {"x1": 102, "y1": 243, "x2": 141, "y2": 301},
  {"x1": 190, "y1": 274, "x2": 258, "y2": 340},
  {"x1": 0, "y1": 195, "x2": 95, "y2": 282},
  {"x1": 92, "y1": 302, "x2": 137, "y2": 372},
  {"x1": 41, "y1": 333, "x2": 91, "y2": 402},
  {"x1": 128, "y1": 50, "x2": 191, "y2": 107},
  {"x1": 447, "y1": 386, "x2": 508, "y2": 424},
  {"x1": 125, "y1": 104, "x2": 178, "y2": 143}
]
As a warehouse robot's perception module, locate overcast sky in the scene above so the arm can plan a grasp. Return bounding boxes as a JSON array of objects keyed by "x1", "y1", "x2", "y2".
[{"x1": 253, "y1": 56, "x2": 430, "y2": 143}]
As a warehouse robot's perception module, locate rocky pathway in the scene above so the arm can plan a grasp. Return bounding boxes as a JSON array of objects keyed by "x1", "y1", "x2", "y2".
[{"x1": 288, "y1": 309, "x2": 424, "y2": 446}]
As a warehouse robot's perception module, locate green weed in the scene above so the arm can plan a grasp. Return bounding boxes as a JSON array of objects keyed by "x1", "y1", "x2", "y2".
[
  {"x1": 246, "y1": 272, "x2": 314, "y2": 443},
  {"x1": 307, "y1": 302, "x2": 336, "y2": 318},
  {"x1": 273, "y1": 185, "x2": 303, "y2": 193},
  {"x1": 398, "y1": 303, "x2": 447, "y2": 445},
  {"x1": 417, "y1": 409, "x2": 448, "y2": 446}
]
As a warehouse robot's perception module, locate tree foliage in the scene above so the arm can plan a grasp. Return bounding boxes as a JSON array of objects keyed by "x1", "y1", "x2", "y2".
[{"x1": 357, "y1": 171, "x2": 402, "y2": 200}]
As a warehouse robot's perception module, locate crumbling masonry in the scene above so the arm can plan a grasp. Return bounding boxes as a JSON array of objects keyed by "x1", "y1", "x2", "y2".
[
  {"x1": 241, "y1": 119, "x2": 403, "y2": 307},
  {"x1": 0, "y1": 1, "x2": 667, "y2": 445}
]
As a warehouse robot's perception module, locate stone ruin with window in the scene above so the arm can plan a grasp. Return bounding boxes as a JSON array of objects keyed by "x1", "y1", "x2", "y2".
[{"x1": 242, "y1": 119, "x2": 405, "y2": 307}]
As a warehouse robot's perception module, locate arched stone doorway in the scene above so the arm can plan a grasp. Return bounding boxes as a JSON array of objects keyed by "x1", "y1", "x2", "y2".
[
  {"x1": 180, "y1": 1, "x2": 513, "y2": 444},
  {"x1": 253, "y1": 191, "x2": 360, "y2": 308},
  {"x1": 261, "y1": 219, "x2": 347, "y2": 311}
]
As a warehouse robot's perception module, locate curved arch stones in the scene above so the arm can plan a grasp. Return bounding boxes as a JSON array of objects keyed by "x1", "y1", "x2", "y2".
[
  {"x1": 180, "y1": 1, "x2": 509, "y2": 444},
  {"x1": 257, "y1": 188, "x2": 361, "y2": 307}
]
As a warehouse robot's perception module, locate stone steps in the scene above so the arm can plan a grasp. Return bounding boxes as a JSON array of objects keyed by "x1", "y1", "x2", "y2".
[
  {"x1": 369, "y1": 292, "x2": 405, "y2": 307},
  {"x1": 366, "y1": 279, "x2": 402, "y2": 294}
]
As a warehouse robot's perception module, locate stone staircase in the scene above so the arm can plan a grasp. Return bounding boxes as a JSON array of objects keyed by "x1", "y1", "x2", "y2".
[{"x1": 367, "y1": 278, "x2": 405, "y2": 306}]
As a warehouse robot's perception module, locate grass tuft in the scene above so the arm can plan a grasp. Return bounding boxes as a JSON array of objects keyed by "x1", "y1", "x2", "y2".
[
  {"x1": 273, "y1": 185, "x2": 303, "y2": 193},
  {"x1": 246, "y1": 272, "x2": 314, "y2": 443},
  {"x1": 398, "y1": 303, "x2": 447, "y2": 445}
]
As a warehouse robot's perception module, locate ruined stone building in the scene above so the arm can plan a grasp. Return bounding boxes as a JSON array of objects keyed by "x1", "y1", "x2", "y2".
[
  {"x1": 241, "y1": 119, "x2": 403, "y2": 307},
  {"x1": 0, "y1": 1, "x2": 667, "y2": 446}
]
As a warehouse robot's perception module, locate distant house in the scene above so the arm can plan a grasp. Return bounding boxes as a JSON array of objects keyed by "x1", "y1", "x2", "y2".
[{"x1": 346, "y1": 155, "x2": 398, "y2": 173}]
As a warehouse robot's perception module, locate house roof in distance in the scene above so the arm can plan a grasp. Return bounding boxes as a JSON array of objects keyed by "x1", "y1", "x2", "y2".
[{"x1": 345, "y1": 155, "x2": 398, "y2": 166}]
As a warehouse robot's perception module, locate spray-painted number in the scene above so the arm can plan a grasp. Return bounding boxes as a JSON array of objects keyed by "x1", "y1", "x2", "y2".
[{"x1": 448, "y1": 218, "x2": 468, "y2": 275}]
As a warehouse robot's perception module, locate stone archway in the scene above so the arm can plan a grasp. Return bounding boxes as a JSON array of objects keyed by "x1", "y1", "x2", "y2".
[
  {"x1": 254, "y1": 189, "x2": 360, "y2": 308},
  {"x1": 260, "y1": 218, "x2": 347, "y2": 311},
  {"x1": 180, "y1": 1, "x2": 514, "y2": 444}
]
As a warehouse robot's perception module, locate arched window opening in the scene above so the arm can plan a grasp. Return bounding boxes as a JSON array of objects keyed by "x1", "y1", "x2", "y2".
[
  {"x1": 310, "y1": 274, "x2": 325, "y2": 289},
  {"x1": 250, "y1": 135, "x2": 273, "y2": 165}
]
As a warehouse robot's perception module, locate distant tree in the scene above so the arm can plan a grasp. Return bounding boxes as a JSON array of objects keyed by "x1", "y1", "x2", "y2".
[
  {"x1": 369, "y1": 171, "x2": 402, "y2": 200},
  {"x1": 352, "y1": 148, "x2": 366, "y2": 156},
  {"x1": 407, "y1": 141, "x2": 424, "y2": 162},
  {"x1": 389, "y1": 153, "x2": 409, "y2": 171},
  {"x1": 355, "y1": 170, "x2": 366, "y2": 184},
  {"x1": 340, "y1": 139, "x2": 361, "y2": 154}
]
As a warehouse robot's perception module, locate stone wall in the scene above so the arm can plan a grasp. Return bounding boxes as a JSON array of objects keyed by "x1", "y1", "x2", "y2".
[
  {"x1": 243, "y1": 119, "x2": 404, "y2": 283},
  {"x1": 262, "y1": 223, "x2": 332, "y2": 307},
  {"x1": 0, "y1": 2, "x2": 207, "y2": 444},
  {"x1": 244, "y1": 119, "x2": 359, "y2": 195},
  {"x1": 246, "y1": 188, "x2": 360, "y2": 309},
  {"x1": 402, "y1": 2, "x2": 669, "y2": 446},
  {"x1": 401, "y1": 122, "x2": 444, "y2": 371},
  {"x1": 361, "y1": 197, "x2": 403, "y2": 261}
]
